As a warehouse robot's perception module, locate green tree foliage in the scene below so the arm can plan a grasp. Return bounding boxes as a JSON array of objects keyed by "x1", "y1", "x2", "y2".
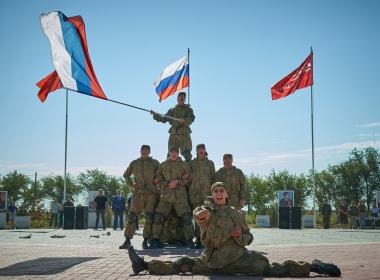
[
  {"x1": 246, "y1": 174, "x2": 275, "y2": 214},
  {"x1": 266, "y1": 170, "x2": 312, "y2": 208},
  {"x1": 0, "y1": 170, "x2": 31, "y2": 202},
  {"x1": 40, "y1": 174, "x2": 82, "y2": 203},
  {"x1": 77, "y1": 169, "x2": 129, "y2": 203}
]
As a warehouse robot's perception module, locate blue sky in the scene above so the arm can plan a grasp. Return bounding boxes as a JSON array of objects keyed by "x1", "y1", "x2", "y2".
[{"x1": 1, "y1": 0, "x2": 379, "y2": 180}]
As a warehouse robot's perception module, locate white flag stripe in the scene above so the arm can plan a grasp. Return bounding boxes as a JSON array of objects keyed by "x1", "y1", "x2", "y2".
[
  {"x1": 153, "y1": 56, "x2": 188, "y2": 87},
  {"x1": 40, "y1": 12, "x2": 77, "y2": 91}
]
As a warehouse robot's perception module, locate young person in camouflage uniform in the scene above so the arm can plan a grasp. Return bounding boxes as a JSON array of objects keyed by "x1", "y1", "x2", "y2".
[
  {"x1": 189, "y1": 143, "x2": 215, "y2": 248},
  {"x1": 119, "y1": 145, "x2": 160, "y2": 249},
  {"x1": 215, "y1": 154, "x2": 246, "y2": 209},
  {"x1": 150, "y1": 146, "x2": 195, "y2": 248},
  {"x1": 151, "y1": 92, "x2": 195, "y2": 162},
  {"x1": 128, "y1": 182, "x2": 341, "y2": 277}
]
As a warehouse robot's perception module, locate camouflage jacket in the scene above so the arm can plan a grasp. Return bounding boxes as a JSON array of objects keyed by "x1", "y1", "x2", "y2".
[
  {"x1": 189, "y1": 157, "x2": 215, "y2": 206},
  {"x1": 157, "y1": 157, "x2": 192, "y2": 203},
  {"x1": 215, "y1": 166, "x2": 246, "y2": 209},
  {"x1": 193, "y1": 199, "x2": 253, "y2": 269},
  {"x1": 153, "y1": 104, "x2": 195, "y2": 134},
  {"x1": 123, "y1": 157, "x2": 160, "y2": 193}
]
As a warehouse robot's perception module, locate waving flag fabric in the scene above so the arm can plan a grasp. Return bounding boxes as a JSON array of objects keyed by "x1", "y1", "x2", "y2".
[
  {"x1": 271, "y1": 52, "x2": 313, "y2": 100},
  {"x1": 37, "y1": 11, "x2": 106, "y2": 102},
  {"x1": 154, "y1": 55, "x2": 189, "y2": 102}
]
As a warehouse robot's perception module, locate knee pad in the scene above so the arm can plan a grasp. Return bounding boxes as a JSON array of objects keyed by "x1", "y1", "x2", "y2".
[
  {"x1": 153, "y1": 212, "x2": 164, "y2": 224},
  {"x1": 181, "y1": 212, "x2": 193, "y2": 225},
  {"x1": 127, "y1": 212, "x2": 138, "y2": 224},
  {"x1": 145, "y1": 212, "x2": 154, "y2": 223}
]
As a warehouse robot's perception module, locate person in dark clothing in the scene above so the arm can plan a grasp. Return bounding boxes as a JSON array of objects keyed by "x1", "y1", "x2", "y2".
[
  {"x1": 94, "y1": 189, "x2": 108, "y2": 230},
  {"x1": 321, "y1": 200, "x2": 332, "y2": 229},
  {"x1": 63, "y1": 196, "x2": 74, "y2": 207}
]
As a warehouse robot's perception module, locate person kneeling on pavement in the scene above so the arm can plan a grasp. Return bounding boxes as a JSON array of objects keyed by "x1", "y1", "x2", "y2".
[{"x1": 128, "y1": 182, "x2": 341, "y2": 277}]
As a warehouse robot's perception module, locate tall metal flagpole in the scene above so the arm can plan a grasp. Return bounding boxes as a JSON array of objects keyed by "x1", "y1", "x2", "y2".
[
  {"x1": 63, "y1": 89, "x2": 68, "y2": 204},
  {"x1": 310, "y1": 47, "x2": 316, "y2": 228},
  {"x1": 187, "y1": 48, "x2": 190, "y2": 105}
]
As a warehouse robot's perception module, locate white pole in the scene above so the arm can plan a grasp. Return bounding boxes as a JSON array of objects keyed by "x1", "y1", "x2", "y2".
[
  {"x1": 63, "y1": 89, "x2": 68, "y2": 203},
  {"x1": 310, "y1": 47, "x2": 316, "y2": 228}
]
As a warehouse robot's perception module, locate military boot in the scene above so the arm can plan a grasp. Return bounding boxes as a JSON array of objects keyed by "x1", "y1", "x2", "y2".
[
  {"x1": 311, "y1": 259, "x2": 341, "y2": 277},
  {"x1": 142, "y1": 238, "x2": 149, "y2": 249},
  {"x1": 118, "y1": 238, "x2": 131, "y2": 249},
  {"x1": 128, "y1": 245, "x2": 148, "y2": 274},
  {"x1": 149, "y1": 238, "x2": 163, "y2": 249}
]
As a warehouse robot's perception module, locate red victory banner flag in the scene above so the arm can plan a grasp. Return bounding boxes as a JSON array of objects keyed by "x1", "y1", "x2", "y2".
[{"x1": 271, "y1": 52, "x2": 313, "y2": 100}]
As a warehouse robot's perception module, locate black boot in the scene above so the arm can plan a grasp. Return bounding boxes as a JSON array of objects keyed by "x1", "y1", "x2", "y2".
[
  {"x1": 311, "y1": 259, "x2": 341, "y2": 277},
  {"x1": 142, "y1": 238, "x2": 149, "y2": 249},
  {"x1": 119, "y1": 238, "x2": 131, "y2": 249},
  {"x1": 149, "y1": 238, "x2": 163, "y2": 249},
  {"x1": 128, "y1": 245, "x2": 148, "y2": 274}
]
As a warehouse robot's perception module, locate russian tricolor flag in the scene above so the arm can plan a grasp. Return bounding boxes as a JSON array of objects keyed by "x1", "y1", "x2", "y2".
[
  {"x1": 154, "y1": 56, "x2": 189, "y2": 102},
  {"x1": 37, "y1": 11, "x2": 106, "y2": 102}
]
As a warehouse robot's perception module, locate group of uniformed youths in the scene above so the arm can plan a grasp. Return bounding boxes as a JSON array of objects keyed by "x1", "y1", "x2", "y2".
[{"x1": 121, "y1": 92, "x2": 341, "y2": 277}]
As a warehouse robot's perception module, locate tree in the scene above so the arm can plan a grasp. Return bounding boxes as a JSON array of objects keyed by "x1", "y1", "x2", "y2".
[
  {"x1": 266, "y1": 170, "x2": 311, "y2": 208},
  {"x1": 312, "y1": 168, "x2": 336, "y2": 210},
  {"x1": 0, "y1": 171, "x2": 31, "y2": 203},
  {"x1": 246, "y1": 174, "x2": 275, "y2": 214},
  {"x1": 40, "y1": 174, "x2": 82, "y2": 203},
  {"x1": 77, "y1": 169, "x2": 129, "y2": 203}
]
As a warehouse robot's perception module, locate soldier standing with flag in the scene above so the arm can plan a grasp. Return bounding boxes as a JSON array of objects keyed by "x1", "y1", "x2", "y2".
[{"x1": 151, "y1": 92, "x2": 195, "y2": 162}]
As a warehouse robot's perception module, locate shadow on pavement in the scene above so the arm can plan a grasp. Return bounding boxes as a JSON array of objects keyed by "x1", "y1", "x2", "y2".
[{"x1": 0, "y1": 257, "x2": 100, "y2": 276}]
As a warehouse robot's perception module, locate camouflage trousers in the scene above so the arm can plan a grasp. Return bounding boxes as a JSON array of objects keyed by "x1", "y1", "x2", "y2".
[
  {"x1": 124, "y1": 192, "x2": 159, "y2": 239},
  {"x1": 168, "y1": 133, "x2": 192, "y2": 161},
  {"x1": 152, "y1": 200, "x2": 194, "y2": 241},
  {"x1": 147, "y1": 251, "x2": 312, "y2": 277}
]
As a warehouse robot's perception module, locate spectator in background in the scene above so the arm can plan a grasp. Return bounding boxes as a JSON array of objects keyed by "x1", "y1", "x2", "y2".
[
  {"x1": 63, "y1": 195, "x2": 74, "y2": 207},
  {"x1": 94, "y1": 189, "x2": 108, "y2": 230},
  {"x1": 370, "y1": 202, "x2": 379, "y2": 229},
  {"x1": 349, "y1": 201, "x2": 358, "y2": 229},
  {"x1": 321, "y1": 200, "x2": 332, "y2": 229},
  {"x1": 358, "y1": 200, "x2": 367, "y2": 229},
  {"x1": 7, "y1": 202, "x2": 17, "y2": 229},
  {"x1": 338, "y1": 199, "x2": 348, "y2": 229},
  {"x1": 49, "y1": 198, "x2": 60, "y2": 228},
  {"x1": 112, "y1": 189, "x2": 126, "y2": 230},
  {"x1": 58, "y1": 202, "x2": 64, "y2": 228}
]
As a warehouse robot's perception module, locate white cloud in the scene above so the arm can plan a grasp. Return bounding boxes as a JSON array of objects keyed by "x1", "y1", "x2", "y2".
[{"x1": 358, "y1": 122, "x2": 380, "y2": 128}]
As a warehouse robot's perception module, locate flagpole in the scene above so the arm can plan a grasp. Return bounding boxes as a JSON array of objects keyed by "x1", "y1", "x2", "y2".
[
  {"x1": 187, "y1": 48, "x2": 190, "y2": 105},
  {"x1": 64, "y1": 88, "x2": 181, "y2": 122},
  {"x1": 63, "y1": 89, "x2": 68, "y2": 204},
  {"x1": 310, "y1": 47, "x2": 316, "y2": 228}
]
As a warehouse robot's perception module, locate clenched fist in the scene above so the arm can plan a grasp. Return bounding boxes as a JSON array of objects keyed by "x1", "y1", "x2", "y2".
[{"x1": 196, "y1": 209, "x2": 210, "y2": 222}]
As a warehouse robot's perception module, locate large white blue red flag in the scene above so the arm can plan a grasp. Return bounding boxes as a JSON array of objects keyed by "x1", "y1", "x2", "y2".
[
  {"x1": 37, "y1": 11, "x2": 106, "y2": 102},
  {"x1": 154, "y1": 55, "x2": 189, "y2": 102}
]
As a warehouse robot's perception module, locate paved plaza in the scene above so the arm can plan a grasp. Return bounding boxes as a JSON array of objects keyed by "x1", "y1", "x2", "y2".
[{"x1": 0, "y1": 228, "x2": 379, "y2": 279}]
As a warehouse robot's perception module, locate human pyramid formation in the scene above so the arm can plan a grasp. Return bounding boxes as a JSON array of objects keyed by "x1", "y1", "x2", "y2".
[{"x1": 120, "y1": 91, "x2": 341, "y2": 277}]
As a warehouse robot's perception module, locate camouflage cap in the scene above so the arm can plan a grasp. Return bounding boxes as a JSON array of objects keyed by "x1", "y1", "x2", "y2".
[
  {"x1": 196, "y1": 143, "x2": 206, "y2": 150},
  {"x1": 169, "y1": 146, "x2": 179, "y2": 153},
  {"x1": 210, "y1": 181, "x2": 227, "y2": 192},
  {"x1": 141, "y1": 144, "x2": 150, "y2": 150},
  {"x1": 178, "y1": 91, "x2": 186, "y2": 97},
  {"x1": 223, "y1": 153, "x2": 233, "y2": 159}
]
